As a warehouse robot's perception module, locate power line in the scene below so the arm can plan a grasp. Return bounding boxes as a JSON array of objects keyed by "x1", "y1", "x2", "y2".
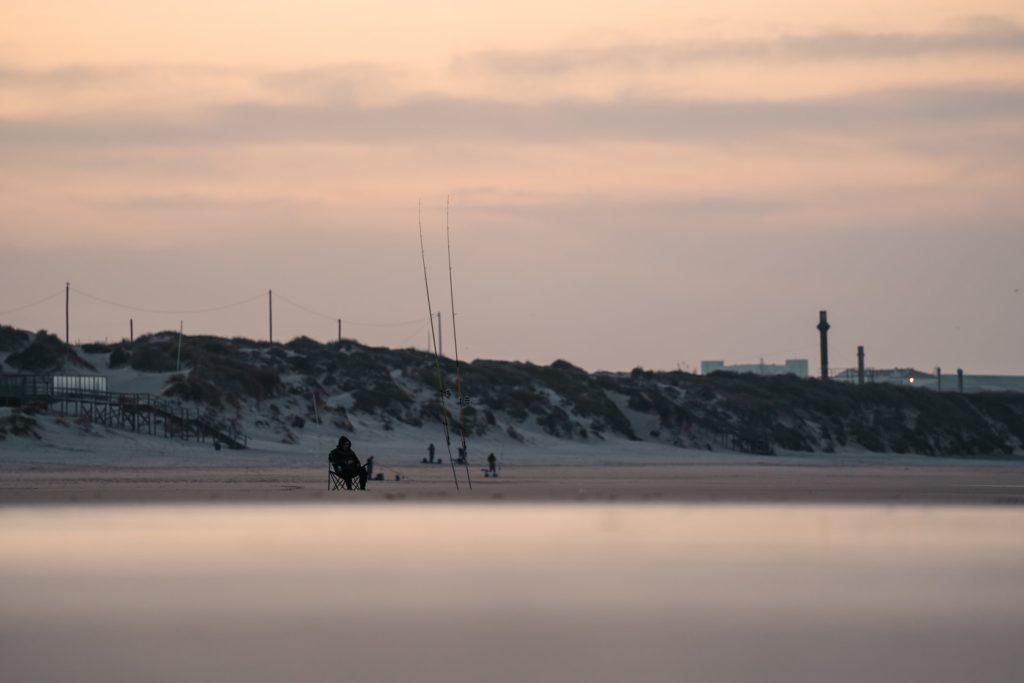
[
  {"x1": 72, "y1": 287, "x2": 265, "y2": 315},
  {"x1": 341, "y1": 315, "x2": 431, "y2": 328},
  {"x1": 272, "y1": 291, "x2": 334, "y2": 320},
  {"x1": 12, "y1": 285, "x2": 432, "y2": 334},
  {"x1": 274, "y1": 291, "x2": 429, "y2": 327},
  {"x1": 394, "y1": 322, "x2": 430, "y2": 348},
  {"x1": 0, "y1": 290, "x2": 63, "y2": 316}
]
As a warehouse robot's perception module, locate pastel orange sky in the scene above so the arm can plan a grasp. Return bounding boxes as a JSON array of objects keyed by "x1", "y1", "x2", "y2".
[{"x1": 2, "y1": 1, "x2": 1022, "y2": 373}]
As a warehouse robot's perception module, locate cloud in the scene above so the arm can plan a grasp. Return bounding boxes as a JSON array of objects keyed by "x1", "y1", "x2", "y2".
[
  {"x1": 0, "y1": 64, "x2": 237, "y2": 89},
  {"x1": 0, "y1": 62, "x2": 398, "y2": 101},
  {"x1": 257, "y1": 64, "x2": 403, "y2": 100},
  {"x1": 1, "y1": 84, "x2": 1022, "y2": 148},
  {"x1": 87, "y1": 193, "x2": 306, "y2": 212},
  {"x1": 456, "y1": 16, "x2": 1024, "y2": 75},
  {"x1": 462, "y1": 193, "x2": 783, "y2": 224}
]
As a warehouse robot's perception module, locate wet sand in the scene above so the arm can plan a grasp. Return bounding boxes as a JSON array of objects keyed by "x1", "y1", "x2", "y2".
[
  {"x1": 3, "y1": 503, "x2": 1024, "y2": 683},
  {"x1": 4, "y1": 462, "x2": 1024, "y2": 505}
]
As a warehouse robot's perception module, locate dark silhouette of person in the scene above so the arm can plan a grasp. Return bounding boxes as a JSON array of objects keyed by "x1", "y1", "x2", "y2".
[
  {"x1": 456, "y1": 446, "x2": 467, "y2": 464},
  {"x1": 428, "y1": 443, "x2": 436, "y2": 463},
  {"x1": 329, "y1": 436, "x2": 367, "y2": 490},
  {"x1": 487, "y1": 452, "x2": 497, "y2": 475},
  {"x1": 365, "y1": 455, "x2": 375, "y2": 479}
]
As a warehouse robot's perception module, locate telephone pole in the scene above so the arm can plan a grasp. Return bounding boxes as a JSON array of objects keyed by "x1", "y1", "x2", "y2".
[
  {"x1": 337, "y1": 319, "x2": 341, "y2": 343},
  {"x1": 268, "y1": 290, "x2": 273, "y2": 344},
  {"x1": 65, "y1": 282, "x2": 70, "y2": 346},
  {"x1": 176, "y1": 321, "x2": 183, "y2": 372},
  {"x1": 437, "y1": 311, "x2": 442, "y2": 357},
  {"x1": 130, "y1": 318, "x2": 134, "y2": 344}
]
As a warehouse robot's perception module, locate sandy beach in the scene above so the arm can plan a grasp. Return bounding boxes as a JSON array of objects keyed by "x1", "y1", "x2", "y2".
[{"x1": 4, "y1": 461, "x2": 1024, "y2": 505}]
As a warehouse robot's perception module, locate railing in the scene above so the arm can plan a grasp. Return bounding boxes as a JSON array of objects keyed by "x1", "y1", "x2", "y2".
[{"x1": 0, "y1": 374, "x2": 247, "y2": 448}]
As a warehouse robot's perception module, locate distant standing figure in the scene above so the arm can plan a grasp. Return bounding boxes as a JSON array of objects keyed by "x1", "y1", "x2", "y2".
[
  {"x1": 329, "y1": 436, "x2": 368, "y2": 490},
  {"x1": 365, "y1": 455, "x2": 375, "y2": 479},
  {"x1": 487, "y1": 452, "x2": 497, "y2": 475},
  {"x1": 428, "y1": 443, "x2": 436, "y2": 463}
]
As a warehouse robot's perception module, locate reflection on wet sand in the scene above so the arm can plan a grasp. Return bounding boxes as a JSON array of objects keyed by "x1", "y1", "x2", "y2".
[{"x1": 2, "y1": 504, "x2": 1023, "y2": 682}]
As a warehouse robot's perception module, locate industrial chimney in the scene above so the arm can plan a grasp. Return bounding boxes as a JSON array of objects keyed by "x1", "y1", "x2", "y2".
[{"x1": 817, "y1": 311, "x2": 830, "y2": 380}]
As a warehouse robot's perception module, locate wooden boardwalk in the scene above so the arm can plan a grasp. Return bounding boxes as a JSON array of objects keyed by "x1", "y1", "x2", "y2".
[{"x1": 0, "y1": 374, "x2": 247, "y2": 448}]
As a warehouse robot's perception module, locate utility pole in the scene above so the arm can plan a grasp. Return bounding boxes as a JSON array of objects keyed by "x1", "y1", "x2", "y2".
[
  {"x1": 176, "y1": 321, "x2": 183, "y2": 372},
  {"x1": 130, "y1": 318, "x2": 134, "y2": 344},
  {"x1": 65, "y1": 282, "x2": 70, "y2": 346},
  {"x1": 268, "y1": 290, "x2": 273, "y2": 344},
  {"x1": 817, "y1": 311, "x2": 830, "y2": 380},
  {"x1": 857, "y1": 345, "x2": 865, "y2": 385},
  {"x1": 957, "y1": 368, "x2": 964, "y2": 393},
  {"x1": 337, "y1": 319, "x2": 341, "y2": 343},
  {"x1": 437, "y1": 311, "x2": 442, "y2": 358},
  {"x1": 936, "y1": 367, "x2": 942, "y2": 392}
]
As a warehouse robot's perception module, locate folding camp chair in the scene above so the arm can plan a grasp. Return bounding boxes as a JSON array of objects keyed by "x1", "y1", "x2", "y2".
[{"x1": 328, "y1": 465, "x2": 367, "y2": 491}]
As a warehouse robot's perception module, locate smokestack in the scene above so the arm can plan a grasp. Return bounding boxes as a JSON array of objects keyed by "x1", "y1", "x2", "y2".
[
  {"x1": 857, "y1": 345, "x2": 865, "y2": 385},
  {"x1": 817, "y1": 311, "x2": 830, "y2": 380}
]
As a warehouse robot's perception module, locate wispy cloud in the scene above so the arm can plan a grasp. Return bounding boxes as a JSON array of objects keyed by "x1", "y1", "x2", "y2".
[
  {"x1": 0, "y1": 63, "x2": 243, "y2": 89},
  {"x1": 456, "y1": 16, "x2": 1024, "y2": 75},
  {"x1": 87, "y1": 193, "x2": 309, "y2": 212},
  {"x1": 0, "y1": 62, "x2": 400, "y2": 102},
  {"x1": 2, "y1": 84, "x2": 1021, "y2": 148},
  {"x1": 257, "y1": 64, "x2": 403, "y2": 99}
]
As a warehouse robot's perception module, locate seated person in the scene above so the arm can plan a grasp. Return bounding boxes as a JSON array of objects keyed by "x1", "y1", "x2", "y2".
[{"x1": 329, "y1": 436, "x2": 368, "y2": 490}]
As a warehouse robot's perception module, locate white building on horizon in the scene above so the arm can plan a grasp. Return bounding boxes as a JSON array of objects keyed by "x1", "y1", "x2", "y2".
[{"x1": 701, "y1": 358, "x2": 809, "y2": 378}]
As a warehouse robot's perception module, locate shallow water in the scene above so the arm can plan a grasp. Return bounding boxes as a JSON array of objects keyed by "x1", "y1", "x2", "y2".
[{"x1": 2, "y1": 503, "x2": 1023, "y2": 682}]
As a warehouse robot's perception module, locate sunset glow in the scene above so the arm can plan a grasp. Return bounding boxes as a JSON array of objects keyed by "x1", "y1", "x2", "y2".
[{"x1": 2, "y1": 1, "x2": 1022, "y2": 372}]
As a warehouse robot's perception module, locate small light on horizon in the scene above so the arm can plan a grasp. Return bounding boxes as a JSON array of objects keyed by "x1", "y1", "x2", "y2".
[{"x1": 909, "y1": 377, "x2": 915, "y2": 384}]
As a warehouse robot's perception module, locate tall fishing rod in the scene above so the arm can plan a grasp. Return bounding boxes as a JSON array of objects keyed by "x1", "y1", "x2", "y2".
[
  {"x1": 419, "y1": 200, "x2": 461, "y2": 491},
  {"x1": 446, "y1": 196, "x2": 473, "y2": 489}
]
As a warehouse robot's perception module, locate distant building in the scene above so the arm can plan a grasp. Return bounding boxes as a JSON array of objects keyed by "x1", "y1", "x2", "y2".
[
  {"x1": 0, "y1": 373, "x2": 107, "y2": 406},
  {"x1": 831, "y1": 367, "x2": 924, "y2": 385},
  {"x1": 831, "y1": 368, "x2": 1024, "y2": 393},
  {"x1": 700, "y1": 359, "x2": 809, "y2": 378},
  {"x1": 700, "y1": 360, "x2": 725, "y2": 375}
]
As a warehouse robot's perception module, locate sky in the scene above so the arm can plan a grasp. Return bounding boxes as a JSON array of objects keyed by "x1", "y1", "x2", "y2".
[{"x1": 1, "y1": 1, "x2": 1022, "y2": 374}]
